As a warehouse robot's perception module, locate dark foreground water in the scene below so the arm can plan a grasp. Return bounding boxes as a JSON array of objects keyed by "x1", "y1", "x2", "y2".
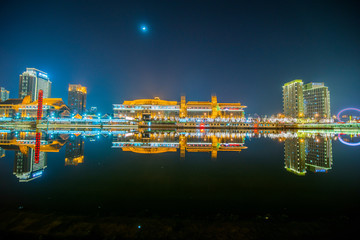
[{"x1": 0, "y1": 129, "x2": 359, "y2": 239}]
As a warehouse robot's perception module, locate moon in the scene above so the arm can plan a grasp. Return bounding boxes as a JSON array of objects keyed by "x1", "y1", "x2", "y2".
[{"x1": 141, "y1": 25, "x2": 148, "y2": 32}]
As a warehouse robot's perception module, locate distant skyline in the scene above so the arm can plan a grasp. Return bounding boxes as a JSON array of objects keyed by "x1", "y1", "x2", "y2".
[{"x1": 0, "y1": 0, "x2": 359, "y2": 115}]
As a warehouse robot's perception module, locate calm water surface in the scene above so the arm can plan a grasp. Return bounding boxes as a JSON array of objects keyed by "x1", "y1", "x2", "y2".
[{"x1": 1, "y1": 129, "x2": 360, "y2": 220}]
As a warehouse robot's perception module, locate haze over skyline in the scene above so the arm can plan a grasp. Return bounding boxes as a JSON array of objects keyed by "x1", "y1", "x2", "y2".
[{"x1": 0, "y1": 0, "x2": 359, "y2": 115}]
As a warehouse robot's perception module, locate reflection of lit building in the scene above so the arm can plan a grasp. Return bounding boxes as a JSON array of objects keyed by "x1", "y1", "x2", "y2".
[
  {"x1": 0, "y1": 147, "x2": 5, "y2": 158},
  {"x1": 0, "y1": 96, "x2": 69, "y2": 118},
  {"x1": 68, "y1": 84, "x2": 87, "y2": 115},
  {"x1": 112, "y1": 130, "x2": 247, "y2": 159},
  {"x1": 19, "y1": 68, "x2": 51, "y2": 101},
  {"x1": 13, "y1": 147, "x2": 47, "y2": 182},
  {"x1": 283, "y1": 80, "x2": 304, "y2": 118},
  {"x1": 305, "y1": 137, "x2": 332, "y2": 173},
  {"x1": 284, "y1": 137, "x2": 306, "y2": 175},
  {"x1": 0, "y1": 87, "x2": 10, "y2": 102},
  {"x1": 303, "y1": 83, "x2": 331, "y2": 119},
  {"x1": 0, "y1": 132, "x2": 66, "y2": 182},
  {"x1": 113, "y1": 96, "x2": 246, "y2": 120},
  {"x1": 65, "y1": 135, "x2": 84, "y2": 166},
  {"x1": 284, "y1": 135, "x2": 333, "y2": 175}
]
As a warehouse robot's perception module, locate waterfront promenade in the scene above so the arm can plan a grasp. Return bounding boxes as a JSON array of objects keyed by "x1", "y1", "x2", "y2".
[{"x1": 1, "y1": 118, "x2": 359, "y2": 132}]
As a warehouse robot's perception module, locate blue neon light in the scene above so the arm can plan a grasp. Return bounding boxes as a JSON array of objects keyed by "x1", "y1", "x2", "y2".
[{"x1": 338, "y1": 134, "x2": 360, "y2": 146}]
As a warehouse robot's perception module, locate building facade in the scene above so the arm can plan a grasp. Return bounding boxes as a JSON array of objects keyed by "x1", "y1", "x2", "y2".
[
  {"x1": 113, "y1": 96, "x2": 246, "y2": 120},
  {"x1": 303, "y1": 82, "x2": 331, "y2": 119},
  {"x1": 283, "y1": 79, "x2": 304, "y2": 118},
  {"x1": 19, "y1": 68, "x2": 52, "y2": 101},
  {"x1": 0, "y1": 96, "x2": 69, "y2": 118},
  {"x1": 0, "y1": 87, "x2": 10, "y2": 102},
  {"x1": 68, "y1": 84, "x2": 87, "y2": 115}
]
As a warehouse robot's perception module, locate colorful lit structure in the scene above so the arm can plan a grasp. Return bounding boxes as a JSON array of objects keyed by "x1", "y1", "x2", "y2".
[
  {"x1": 283, "y1": 79, "x2": 304, "y2": 118},
  {"x1": 303, "y1": 82, "x2": 331, "y2": 119},
  {"x1": 68, "y1": 84, "x2": 87, "y2": 115},
  {"x1": 283, "y1": 80, "x2": 331, "y2": 119},
  {"x1": 337, "y1": 108, "x2": 360, "y2": 122},
  {"x1": 113, "y1": 96, "x2": 246, "y2": 120},
  {"x1": 19, "y1": 68, "x2": 51, "y2": 101},
  {"x1": 0, "y1": 95, "x2": 69, "y2": 118}
]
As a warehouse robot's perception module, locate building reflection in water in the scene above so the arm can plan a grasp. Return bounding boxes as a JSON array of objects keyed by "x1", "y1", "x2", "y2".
[
  {"x1": 284, "y1": 134, "x2": 333, "y2": 176},
  {"x1": 0, "y1": 146, "x2": 5, "y2": 158},
  {"x1": 0, "y1": 129, "x2": 340, "y2": 181},
  {"x1": 65, "y1": 134, "x2": 85, "y2": 166},
  {"x1": 14, "y1": 146, "x2": 47, "y2": 182},
  {"x1": 112, "y1": 130, "x2": 248, "y2": 159},
  {"x1": 0, "y1": 131, "x2": 66, "y2": 182}
]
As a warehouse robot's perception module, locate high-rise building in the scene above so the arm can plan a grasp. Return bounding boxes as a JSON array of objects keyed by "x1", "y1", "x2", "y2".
[
  {"x1": 68, "y1": 84, "x2": 87, "y2": 114},
  {"x1": 65, "y1": 135, "x2": 85, "y2": 166},
  {"x1": 0, "y1": 87, "x2": 10, "y2": 102},
  {"x1": 303, "y1": 82, "x2": 331, "y2": 119},
  {"x1": 283, "y1": 79, "x2": 304, "y2": 118},
  {"x1": 19, "y1": 68, "x2": 51, "y2": 101}
]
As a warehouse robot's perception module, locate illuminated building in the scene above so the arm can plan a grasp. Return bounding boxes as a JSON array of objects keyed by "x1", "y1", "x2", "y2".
[
  {"x1": 68, "y1": 84, "x2": 87, "y2": 115},
  {"x1": 113, "y1": 96, "x2": 246, "y2": 120},
  {"x1": 19, "y1": 68, "x2": 51, "y2": 101},
  {"x1": 0, "y1": 87, "x2": 10, "y2": 102},
  {"x1": 284, "y1": 137, "x2": 306, "y2": 175},
  {"x1": 283, "y1": 80, "x2": 304, "y2": 118},
  {"x1": 303, "y1": 83, "x2": 331, "y2": 119},
  {"x1": 0, "y1": 96, "x2": 69, "y2": 118},
  {"x1": 114, "y1": 97, "x2": 178, "y2": 120},
  {"x1": 65, "y1": 135, "x2": 84, "y2": 166},
  {"x1": 305, "y1": 137, "x2": 332, "y2": 173}
]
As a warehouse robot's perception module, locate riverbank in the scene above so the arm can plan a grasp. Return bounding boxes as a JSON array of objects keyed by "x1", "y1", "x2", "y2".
[
  {"x1": 0, "y1": 120, "x2": 359, "y2": 131},
  {"x1": 0, "y1": 209, "x2": 356, "y2": 240}
]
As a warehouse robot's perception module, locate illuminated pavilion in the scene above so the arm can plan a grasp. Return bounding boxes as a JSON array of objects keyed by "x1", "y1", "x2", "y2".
[
  {"x1": 0, "y1": 95, "x2": 69, "y2": 118},
  {"x1": 113, "y1": 95, "x2": 246, "y2": 120}
]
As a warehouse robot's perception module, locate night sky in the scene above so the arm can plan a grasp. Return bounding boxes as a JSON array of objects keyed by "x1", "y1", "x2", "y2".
[{"x1": 0, "y1": 0, "x2": 359, "y2": 115}]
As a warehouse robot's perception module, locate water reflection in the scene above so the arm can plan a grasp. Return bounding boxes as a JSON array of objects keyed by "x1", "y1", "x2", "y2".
[
  {"x1": 284, "y1": 135, "x2": 332, "y2": 175},
  {"x1": 112, "y1": 129, "x2": 248, "y2": 159},
  {"x1": 65, "y1": 134, "x2": 85, "y2": 166},
  {"x1": 0, "y1": 131, "x2": 66, "y2": 181},
  {"x1": 0, "y1": 129, "x2": 359, "y2": 182}
]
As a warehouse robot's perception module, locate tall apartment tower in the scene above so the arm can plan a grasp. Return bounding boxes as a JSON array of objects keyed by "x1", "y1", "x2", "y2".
[
  {"x1": 19, "y1": 68, "x2": 51, "y2": 101},
  {"x1": 0, "y1": 87, "x2": 10, "y2": 102},
  {"x1": 68, "y1": 84, "x2": 87, "y2": 114},
  {"x1": 303, "y1": 82, "x2": 330, "y2": 119},
  {"x1": 283, "y1": 79, "x2": 304, "y2": 118}
]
